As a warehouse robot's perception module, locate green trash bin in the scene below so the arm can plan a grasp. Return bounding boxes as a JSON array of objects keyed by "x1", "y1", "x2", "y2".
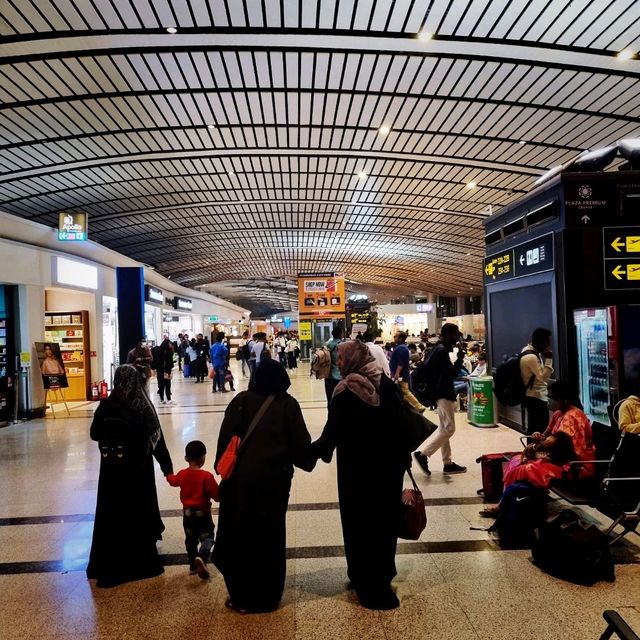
[{"x1": 468, "y1": 376, "x2": 497, "y2": 428}]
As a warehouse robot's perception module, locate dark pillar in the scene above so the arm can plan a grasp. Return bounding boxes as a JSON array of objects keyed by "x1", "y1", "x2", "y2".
[{"x1": 116, "y1": 267, "x2": 145, "y2": 366}]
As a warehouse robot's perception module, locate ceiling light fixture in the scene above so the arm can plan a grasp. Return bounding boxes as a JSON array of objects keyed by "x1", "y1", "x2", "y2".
[
  {"x1": 207, "y1": 123, "x2": 216, "y2": 129},
  {"x1": 166, "y1": 26, "x2": 178, "y2": 34},
  {"x1": 357, "y1": 172, "x2": 367, "y2": 180},
  {"x1": 228, "y1": 170, "x2": 235, "y2": 176},
  {"x1": 617, "y1": 48, "x2": 635, "y2": 61},
  {"x1": 466, "y1": 182, "x2": 477, "y2": 189},
  {"x1": 519, "y1": 140, "x2": 526, "y2": 144},
  {"x1": 378, "y1": 125, "x2": 390, "y2": 136},
  {"x1": 418, "y1": 31, "x2": 433, "y2": 41}
]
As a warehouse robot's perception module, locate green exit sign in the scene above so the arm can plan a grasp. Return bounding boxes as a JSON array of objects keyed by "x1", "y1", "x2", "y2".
[{"x1": 207, "y1": 316, "x2": 218, "y2": 322}]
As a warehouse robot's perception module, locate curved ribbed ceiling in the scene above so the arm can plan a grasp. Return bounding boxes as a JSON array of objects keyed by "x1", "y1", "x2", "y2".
[{"x1": 0, "y1": 0, "x2": 639, "y2": 312}]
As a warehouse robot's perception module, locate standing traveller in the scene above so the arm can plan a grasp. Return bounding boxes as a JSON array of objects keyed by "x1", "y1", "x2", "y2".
[
  {"x1": 176, "y1": 334, "x2": 183, "y2": 372},
  {"x1": 237, "y1": 331, "x2": 250, "y2": 377},
  {"x1": 213, "y1": 359, "x2": 315, "y2": 613},
  {"x1": 521, "y1": 328, "x2": 554, "y2": 435},
  {"x1": 413, "y1": 323, "x2": 467, "y2": 475},
  {"x1": 390, "y1": 332, "x2": 426, "y2": 413},
  {"x1": 363, "y1": 331, "x2": 391, "y2": 377},
  {"x1": 87, "y1": 364, "x2": 174, "y2": 588},
  {"x1": 210, "y1": 332, "x2": 228, "y2": 393},
  {"x1": 312, "y1": 340, "x2": 409, "y2": 610},
  {"x1": 126, "y1": 338, "x2": 153, "y2": 386},
  {"x1": 275, "y1": 332, "x2": 288, "y2": 367},
  {"x1": 157, "y1": 338, "x2": 176, "y2": 405},
  {"x1": 194, "y1": 334, "x2": 209, "y2": 383},
  {"x1": 324, "y1": 326, "x2": 344, "y2": 404},
  {"x1": 286, "y1": 334, "x2": 298, "y2": 370},
  {"x1": 166, "y1": 440, "x2": 219, "y2": 580}
]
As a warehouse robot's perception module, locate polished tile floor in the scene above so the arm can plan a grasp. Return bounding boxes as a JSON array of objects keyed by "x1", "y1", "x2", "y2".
[{"x1": 0, "y1": 362, "x2": 638, "y2": 639}]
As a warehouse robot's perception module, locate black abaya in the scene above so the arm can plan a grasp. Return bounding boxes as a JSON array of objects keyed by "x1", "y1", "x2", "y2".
[
  {"x1": 315, "y1": 375, "x2": 409, "y2": 608},
  {"x1": 213, "y1": 386, "x2": 313, "y2": 612},
  {"x1": 87, "y1": 395, "x2": 173, "y2": 588}
]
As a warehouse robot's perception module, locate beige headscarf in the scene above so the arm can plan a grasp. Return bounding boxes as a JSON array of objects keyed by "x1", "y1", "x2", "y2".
[{"x1": 333, "y1": 340, "x2": 382, "y2": 407}]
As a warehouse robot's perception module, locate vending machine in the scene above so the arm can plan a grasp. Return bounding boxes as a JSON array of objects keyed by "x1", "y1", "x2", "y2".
[{"x1": 574, "y1": 305, "x2": 640, "y2": 426}]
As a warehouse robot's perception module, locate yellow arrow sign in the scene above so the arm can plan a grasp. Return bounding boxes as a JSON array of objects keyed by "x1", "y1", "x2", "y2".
[
  {"x1": 611, "y1": 237, "x2": 624, "y2": 252},
  {"x1": 612, "y1": 265, "x2": 625, "y2": 280}
]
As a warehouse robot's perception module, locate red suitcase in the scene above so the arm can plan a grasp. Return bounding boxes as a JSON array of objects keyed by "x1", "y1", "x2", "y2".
[{"x1": 476, "y1": 452, "x2": 520, "y2": 501}]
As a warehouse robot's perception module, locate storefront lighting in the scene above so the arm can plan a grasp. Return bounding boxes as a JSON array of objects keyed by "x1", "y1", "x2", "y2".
[
  {"x1": 55, "y1": 257, "x2": 98, "y2": 290},
  {"x1": 617, "y1": 49, "x2": 635, "y2": 61}
]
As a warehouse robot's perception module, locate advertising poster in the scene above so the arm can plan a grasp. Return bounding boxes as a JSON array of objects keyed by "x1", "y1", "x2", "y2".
[
  {"x1": 298, "y1": 273, "x2": 346, "y2": 317},
  {"x1": 35, "y1": 342, "x2": 68, "y2": 389}
]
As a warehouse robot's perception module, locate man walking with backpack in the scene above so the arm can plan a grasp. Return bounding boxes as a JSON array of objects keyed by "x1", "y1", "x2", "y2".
[
  {"x1": 413, "y1": 323, "x2": 467, "y2": 475},
  {"x1": 520, "y1": 328, "x2": 554, "y2": 435}
]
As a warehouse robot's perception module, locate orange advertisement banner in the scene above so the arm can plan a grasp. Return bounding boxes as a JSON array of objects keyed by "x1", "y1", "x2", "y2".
[{"x1": 297, "y1": 273, "x2": 346, "y2": 317}]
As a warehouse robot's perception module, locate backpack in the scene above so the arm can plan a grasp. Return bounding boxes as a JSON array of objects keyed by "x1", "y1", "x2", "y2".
[
  {"x1": 493, "y1": 349, "x2": 537, "y2": 406},
  {"x1": 532, "y1": 509, "x2": 615, "y2": 585},
  {"x1": 411, "y1": 346, "x2": 441, "y2": 406},
  {"x1": 310, "y1": 347, "x2": 331, "y2": 380},
  {"x1": 235, "y1": 343, "x2": 250, "y2": 360},
  {"x1": 489, "y1": 481, "x2": 547, "y2": 549},
  {"x1": 150, "y1": 345, "x2": 161, "y2": 371}
]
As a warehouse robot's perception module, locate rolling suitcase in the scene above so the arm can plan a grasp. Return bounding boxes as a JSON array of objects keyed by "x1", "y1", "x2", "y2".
[{"x1": 476, "y1": 452, "x2": 520, "y2": 501}]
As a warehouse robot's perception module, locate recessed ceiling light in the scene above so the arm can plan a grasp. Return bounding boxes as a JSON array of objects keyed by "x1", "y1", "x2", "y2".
[
  {"x1": 357, "y1": 172, "x2": 367, "y2": 180},
  {"x1": 378, "y1": 125, "x2": 390, "y2": 136},
  {"x1": 519, "y1": 140, "x2": 526, "y2": 144},
  {"x1": 466, "y1": 252, "x2": 471, "y2": 256},
  {"x1": 617, "y1": 48, "x2": 635, "y2": 61},
  {"x1": 418, "y1": 31, "x2": 433, "y2": 41},
  {"x1": 166, "y1": 26, "x2": 178, "y2": 34},
  {"x1": 207, "y1": 123, "x2": 216, "y2": 129},
  {"x1": 439, "y1": 207, "x2": 445, "y2": 211},
  {"x1": 466, "y1": 182, "x2": 477, "y2": 189},
  {"x1": 228, "y1": 170, "x2": 235, "y2": 176}
]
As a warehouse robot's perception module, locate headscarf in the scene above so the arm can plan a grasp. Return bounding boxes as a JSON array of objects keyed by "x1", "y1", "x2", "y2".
[
  {"x1": 333, "y1": 340, "x2": 382, "y2": 406},
  {"x1": 112, "y1": 364, "x2": 162, "y2": 449},
  {"x1": 251, "y1": 358, "x2": 291, "y2": 398}
]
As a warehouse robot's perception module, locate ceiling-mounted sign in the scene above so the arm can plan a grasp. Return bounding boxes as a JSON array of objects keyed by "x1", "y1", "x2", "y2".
[
  {"x1": 603, "y1": 226, "x2": 640, "y2": 290},
  {"x1": 298, "y1": 272, "x2": 346, "y2": 317},
  {"x1": 207, "y1": 315, "x2": 218, "y2": 322},
  {"x1": 144, "y1": 285, "x2": 163, "y2": 304},
  {"x1": 58, "y1": 212, "x2": 87, "y2": 241},
  {"x1": 484, "y1": 233, "x2": 554, "y2": 285},
  {"x1": 416, "y1": 303, "x2": 433, "y2": 313},
  {"x1": 173, "y1": 296, "x2": 193, "y2": 311}
]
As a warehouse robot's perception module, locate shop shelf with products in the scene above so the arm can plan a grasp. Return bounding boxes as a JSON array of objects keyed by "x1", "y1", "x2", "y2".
[{"x1": 43, "y1": 311, "x2": 90, "y2": 401}]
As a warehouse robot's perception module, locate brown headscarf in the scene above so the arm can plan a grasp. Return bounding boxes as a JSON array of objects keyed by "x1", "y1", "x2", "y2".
[{"x1": 333, "y1": 340, "x2": 382, "y2": 407}]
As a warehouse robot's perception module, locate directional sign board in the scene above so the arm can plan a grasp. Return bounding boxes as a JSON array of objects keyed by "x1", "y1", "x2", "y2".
[
  {"x1": 603, "y1": 226, "x2": 640, "y2": 290},
  {"x1": 484, "y1": 233, "x2": 554, "y2": 285}
]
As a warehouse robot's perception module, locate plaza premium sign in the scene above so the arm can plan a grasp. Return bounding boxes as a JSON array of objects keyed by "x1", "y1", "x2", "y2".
[{"x1": 58, "y1": 212, "x2": 87, "y2": 241}]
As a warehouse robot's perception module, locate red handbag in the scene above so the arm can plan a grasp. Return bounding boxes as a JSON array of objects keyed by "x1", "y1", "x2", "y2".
[
  {"x1": 398, "y1": 468, "x2": 427, "y2": 540},
  {"x1": 215, "y1": 394, "x2": 274, "y2": 481}
]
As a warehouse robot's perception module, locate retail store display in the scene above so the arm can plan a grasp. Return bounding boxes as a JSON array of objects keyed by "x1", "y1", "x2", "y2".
[{"x1": 43, "y1": 310, "x2": 90, "y2": 401}]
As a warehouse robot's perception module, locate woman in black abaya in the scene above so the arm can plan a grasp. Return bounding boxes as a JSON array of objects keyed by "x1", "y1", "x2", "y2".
[
  {"x1": 213, "y1": 359, "x2": 314, "y2": 613},
  {"x1": 87, "y1": 364, "x2": 173, "y2": 588},
  {"x1": 313, "y1": 340, "x2": 409, "y2": 610}
]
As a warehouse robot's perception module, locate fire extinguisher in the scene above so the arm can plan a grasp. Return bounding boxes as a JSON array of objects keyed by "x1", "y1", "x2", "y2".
[
  {"x1": 99, "y1": 380, "x2": 109, "y2": 399},
  {"x1": 91, "y1": 382, "x2": 99, "y2": 400}
]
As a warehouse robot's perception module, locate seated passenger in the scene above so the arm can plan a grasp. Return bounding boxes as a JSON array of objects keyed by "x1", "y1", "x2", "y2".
[
  {"x1": 618, "y1": 393, "x2": 640, "y2": 434},
  {"x1": 531, "y1": 380, "x2": 596, "y2": 479}
]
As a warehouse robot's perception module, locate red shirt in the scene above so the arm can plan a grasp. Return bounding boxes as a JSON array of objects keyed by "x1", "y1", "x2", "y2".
[{"x1": 166, "y1": 467, "x2": 220, "y2": 510}]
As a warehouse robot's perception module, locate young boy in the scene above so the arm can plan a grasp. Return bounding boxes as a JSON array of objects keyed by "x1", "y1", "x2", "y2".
[{"x1": 166, "y1": 440, "x2": 220, "y2": 579}]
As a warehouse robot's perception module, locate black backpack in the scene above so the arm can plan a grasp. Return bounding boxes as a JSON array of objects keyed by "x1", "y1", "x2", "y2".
[
  {"x1": 532, "y1": 509, "x2": 615, "y2": 586},
  {"x1": 411, "y1": 346, "x2": 442, "y2": 406},
  {"x1": 493, "y1": 349, "x2": 537, "y2": 406},
  {"x1": 489, "y1": 481, "x2": 547, "y2": 549}
]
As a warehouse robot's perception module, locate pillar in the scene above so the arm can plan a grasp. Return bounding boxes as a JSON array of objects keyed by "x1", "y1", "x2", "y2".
[{"x1": 116, "y1": 267, "x2": 145, "y2": 365}]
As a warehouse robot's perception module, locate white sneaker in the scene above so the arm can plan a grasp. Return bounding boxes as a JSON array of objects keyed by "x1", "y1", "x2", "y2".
[
  {"x1": 159, "y1": 400, "x2": 166, "y2": 405},
  {"x1": 166, "y1": 400, "x2": 177, "y2": 406}
]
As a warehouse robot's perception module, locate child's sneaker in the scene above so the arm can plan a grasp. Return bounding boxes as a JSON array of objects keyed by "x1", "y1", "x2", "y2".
[{"x1": 194, "y1": 557, "x2": 210, "y2": 580}]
